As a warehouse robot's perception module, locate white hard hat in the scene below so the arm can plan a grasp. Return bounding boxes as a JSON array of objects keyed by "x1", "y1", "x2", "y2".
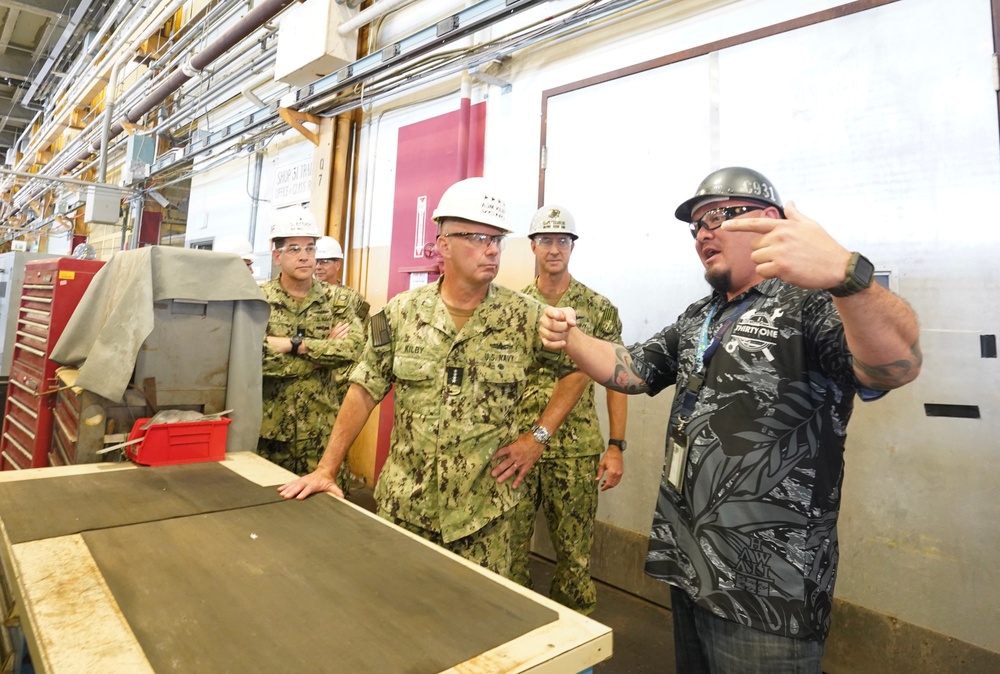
[
  {"x1": 316, "y1": 236, "x2": 344, "y2": 260},
  {"x1": 214, "y1": 234, "x2": 255, "y2": 262},
  {"x1": 431, "y1": 177, "x2": 510, "y2": 233},
  {"x1": 529, "y1": 205, "x2": 578, "y2": 239},
  {"x1": 270, "y1": 206, "x2": 322, "y2": 240}
]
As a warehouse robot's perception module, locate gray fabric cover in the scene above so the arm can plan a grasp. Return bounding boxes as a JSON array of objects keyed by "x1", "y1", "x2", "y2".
[{"x1": 50, "y1": 246, "x2": 270, "y2": 454}]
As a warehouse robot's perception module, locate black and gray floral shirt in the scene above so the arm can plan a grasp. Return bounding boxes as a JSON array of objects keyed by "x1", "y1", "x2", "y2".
[{"x1": 630, "y1": 278, "x2": 880, "y2": 641}]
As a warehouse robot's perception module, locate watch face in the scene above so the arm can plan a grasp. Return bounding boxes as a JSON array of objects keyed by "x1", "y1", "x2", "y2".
[
  {"x1": 532, "y1": 426, "x2": 550, "y2": 444},
  {"x1": 855, "y1": 254, "x2": 875, "y2": 284}
]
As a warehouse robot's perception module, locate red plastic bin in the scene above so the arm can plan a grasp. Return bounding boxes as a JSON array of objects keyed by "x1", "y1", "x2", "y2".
[{"x1": 125, "y1": 417, "x2": 231, "y2": 466}]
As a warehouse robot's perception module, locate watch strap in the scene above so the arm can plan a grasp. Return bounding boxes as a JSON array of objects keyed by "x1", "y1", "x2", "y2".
[
  {"x1": 828, "y1": 251, "x2": 874, "y2": 298},
  {"x1": 608, "y1": 439, "x2": 626, "y2": 451},
  {"x1": 531, "y1": 424, "x2": 551, "y2": 445}
]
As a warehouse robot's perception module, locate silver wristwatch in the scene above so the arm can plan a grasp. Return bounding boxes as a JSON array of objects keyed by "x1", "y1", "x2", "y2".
[{"x1": 531, "y1": 424, "x2": 551, "y2": 445}]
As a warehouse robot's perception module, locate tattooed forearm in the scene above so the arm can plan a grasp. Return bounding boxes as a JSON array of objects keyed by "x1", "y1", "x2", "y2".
[
  {"x1": 855, "y1": 340, "x2": 923, "y2": 390},
  {"x1": 601, "y1": 345, "x2": 649, "y2": 394}
]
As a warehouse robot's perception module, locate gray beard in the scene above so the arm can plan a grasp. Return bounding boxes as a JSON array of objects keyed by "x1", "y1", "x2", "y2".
[{"x1": 705, "y1": 269, "x2": 731, "y2": 294}]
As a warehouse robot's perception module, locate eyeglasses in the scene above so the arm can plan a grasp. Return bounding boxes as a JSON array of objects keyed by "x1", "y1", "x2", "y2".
[
  {"x1": 441, "y1": 232, "x2": 507, "y2": 251},
  {"x1": 534, "y1": 235, "x2": 573, "y2": 249},
  {"x1": 316, "y1": 259, "x2": 338, "y2": 266},
  {"x1": 689, "y1": 206, "x2": 762, "y2": 239},
  {"x1": 278, "y1": 244, "x2": 317, "y2": 256}
]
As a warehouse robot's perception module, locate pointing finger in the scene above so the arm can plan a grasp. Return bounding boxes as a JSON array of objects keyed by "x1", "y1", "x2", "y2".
[{"x1": 720, "y1": 217, "x2": 777, "y2": 234}]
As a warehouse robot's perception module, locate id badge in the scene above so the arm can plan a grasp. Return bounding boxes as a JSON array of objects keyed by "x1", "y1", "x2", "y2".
[{"x1": 666, "y1": 426, "x2": 690, "y2": 493}]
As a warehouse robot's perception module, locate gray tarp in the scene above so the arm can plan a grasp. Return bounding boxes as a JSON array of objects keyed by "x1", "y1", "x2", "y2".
[{"x1": 50, "y1": 246, "x2": 270, "y2": 455}]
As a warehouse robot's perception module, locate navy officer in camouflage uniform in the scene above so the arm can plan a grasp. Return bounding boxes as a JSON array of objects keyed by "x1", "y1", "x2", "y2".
[
  {"x1": 314, "y1": 235, "x2": 370, "y2": 405},
  {"x1": 540, "y1": 167, "x2": 922, "y2": 673},
  {"x1": 314, "y1": 234, "x2": 370, "y2": 492},
  {"x1": 258, "y1": 206, "x2": 365, "y2": 479},
  {"x1": 510, "y1": 205, "x2": 627, "y2": 615},
  {"x1": 279, "y1": 178, "x2": 583, "y2": 577}
]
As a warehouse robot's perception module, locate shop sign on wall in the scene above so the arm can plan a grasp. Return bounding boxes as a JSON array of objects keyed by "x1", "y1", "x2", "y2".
[{"x1": 271, "y1": 158, "x2": 313, "y2": 207}]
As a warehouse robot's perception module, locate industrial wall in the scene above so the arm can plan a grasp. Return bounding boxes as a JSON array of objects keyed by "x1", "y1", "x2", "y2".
[{"x1": 187, "y1": 0, "x2": 1000, "y2": 668}]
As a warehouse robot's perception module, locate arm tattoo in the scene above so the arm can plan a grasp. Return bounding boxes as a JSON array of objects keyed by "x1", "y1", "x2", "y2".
[
  {"x1": 601, "y1": 345, "x2": 649, "y2": 394},
  {"x1": 855, "y1": 340, "x2": 923, "y2": 389}
]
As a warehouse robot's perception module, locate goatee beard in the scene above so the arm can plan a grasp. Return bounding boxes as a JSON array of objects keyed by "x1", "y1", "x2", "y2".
[{"x1": 705, "y1": 269, "x2": 731, "y2": 294}]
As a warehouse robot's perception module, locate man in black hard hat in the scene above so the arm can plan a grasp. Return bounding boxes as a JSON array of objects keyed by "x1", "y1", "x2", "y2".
[{"x1": 539, "y1": 166, "x2": 922, "y2": 672}]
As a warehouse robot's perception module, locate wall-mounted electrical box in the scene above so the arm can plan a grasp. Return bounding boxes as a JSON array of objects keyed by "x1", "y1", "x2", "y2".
[
  {"x1": 84, "y1": 186, "x2": 120, "y2": 224},
  {"x1": 274, "y1": 0, "x2": 358, "y2": 86}
]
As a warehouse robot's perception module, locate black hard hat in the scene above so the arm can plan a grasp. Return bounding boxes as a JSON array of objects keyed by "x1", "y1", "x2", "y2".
[{"x1": 674, "y1": 167, "x2": 783, "y2": 222}]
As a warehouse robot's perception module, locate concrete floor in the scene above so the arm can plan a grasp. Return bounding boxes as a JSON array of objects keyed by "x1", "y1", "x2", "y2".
[
  {"x1": 345, "y1": 486, "x2": 675, "y2": 674},
  {"x1": 528, "y1": 554, "x2": 675, "y2": 673}
]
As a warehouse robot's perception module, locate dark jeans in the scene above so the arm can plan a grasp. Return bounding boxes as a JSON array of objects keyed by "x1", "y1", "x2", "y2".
[{"x1": 671, "y1": 586, "x2": 825, "y2": 674}]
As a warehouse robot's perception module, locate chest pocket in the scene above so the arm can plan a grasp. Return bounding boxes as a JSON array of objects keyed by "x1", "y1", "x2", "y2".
[
  {"x1": 392, "y1": 356, "x2": 435, "y2": 390},
  {"x1": 471, "y1": 361, "x2": 526, "y2": 422}
]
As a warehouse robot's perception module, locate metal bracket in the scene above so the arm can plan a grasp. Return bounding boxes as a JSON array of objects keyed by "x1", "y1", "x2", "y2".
[{"x1": 278, "y1": 107, "x2": 322, "y2": 146}]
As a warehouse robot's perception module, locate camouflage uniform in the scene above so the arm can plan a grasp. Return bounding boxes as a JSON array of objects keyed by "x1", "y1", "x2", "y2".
[
  {"x1": 349, "y1": 279, "x2": 569, "y2": 576},
  {"x1": 328, "y1": 284, "x2": 370, "y2": 405},
  {"x1": 511, "y1": 277, "x2": 623, "y2": 614},
  {"x1": 325, "y1": 283, "x2": 369, "y2": 493},
  {"x1": 258, "y1": 277, "x2": 365, "y2": 478}
]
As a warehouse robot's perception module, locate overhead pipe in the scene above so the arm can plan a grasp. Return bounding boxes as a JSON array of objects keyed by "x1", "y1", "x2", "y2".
[
  {"x1": 44, "y1": 0, "x2": 143, "y2": 109},
  {"x1": 109, "y1": 0, "x2": 261, "y2": 111},
  {"x1": 21, "y1": 0, "x2": 98, "y2": 106},
  {"x1": 63, "y1": 0, "x2": 302, "y2": 174},
  {"x1": 9, "y1": 0, "x2": 271, "y2": 209},
  {"x1": 241, "y1": 67, "x2": 278, "y2": 108},
  {"x1": 456, "y1": 72, "x2": 472, "y2": 181},
  {"x1": 10, "y1": 0, "x2": 175, "y2": 177},
  {"x1": 337, "y1": 0, "x2": 419, "y2": 36}
]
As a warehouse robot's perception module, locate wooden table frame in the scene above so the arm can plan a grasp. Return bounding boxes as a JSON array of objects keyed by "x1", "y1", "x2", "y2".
[{"x1": 0, "y1": 452, "x2": 612, "y2": 673}]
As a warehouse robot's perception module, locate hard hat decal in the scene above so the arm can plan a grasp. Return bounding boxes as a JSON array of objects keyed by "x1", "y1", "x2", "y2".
[
  {"x1": 529, "y1": 204, "x2": 577, "y2": 238},
  {"x1": 431, "y1": 177, "x2": 511, "y2": 233},
  {"x1": 480, "y1": 195, "x2": 506, "y2": 221}
]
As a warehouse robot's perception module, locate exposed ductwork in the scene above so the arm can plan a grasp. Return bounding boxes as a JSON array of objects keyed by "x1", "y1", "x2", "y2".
[{"x1": 64, "y1": 0, "x2": 302, "y2": 174}]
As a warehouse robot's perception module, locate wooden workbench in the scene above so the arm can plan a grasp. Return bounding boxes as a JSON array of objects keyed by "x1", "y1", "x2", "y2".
[{"x1": 0, "y1": 452, "x2": 612, "y2": 673}]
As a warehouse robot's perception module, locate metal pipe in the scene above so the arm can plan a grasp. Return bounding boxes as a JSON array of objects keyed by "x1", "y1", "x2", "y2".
[
  {"x1": 248, "y1": 150, "x2": 264, "y2": 244},
  {"x1": 127, "y1": 0, "x2": 298, "y2": 125},
  {"x1": 0, "y1": 168, "x2": 135, "y2": 193},
  {"x1": 337, "y1": 0, "x2": 419, "y2": 36},
  {"x1": 63, "y1": 0, "x2": 299, "y2": 174},
  {"x1": 47, "y1": 0, "x2": 142, "y2": 108},
  {"x1": 21, "y1": 0, "x2": 98, "y2": 106},
  {"x1": 146, "y1": 50, "x2": 278, "y2": 135},
  {"x1": 242, "y1": 67, "x2": 277, "y2": 108},
  {"x1": 97, "y1": 59, "x2": 123, "y2": 183},
  {"x1": 111, "y1": 0, "x2": 259, "y2": 111},
  {"x1": 456, "y1": 72, "x2": 472, "y2": 181}
]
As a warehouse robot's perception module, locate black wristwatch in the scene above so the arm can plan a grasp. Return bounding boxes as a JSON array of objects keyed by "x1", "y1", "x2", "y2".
[
  {"x1": 608, "y1": 439, "x2": 627, "y2": 451},
  {"x1": 828, "y1": 252, "x2": 875, "y2": 297},
  {"x1": 289, "y1": 334, "x2": 303, "y2": 355}
]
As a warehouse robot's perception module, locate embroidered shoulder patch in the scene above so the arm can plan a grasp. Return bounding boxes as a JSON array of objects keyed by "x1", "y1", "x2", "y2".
[{"x1": 370, "y1": 310, "x2": 391, "y2": 347}]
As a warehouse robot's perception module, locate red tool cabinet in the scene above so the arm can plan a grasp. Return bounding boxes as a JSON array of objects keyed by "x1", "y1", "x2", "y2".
[{"x1": 0, "y1": 258, "x2": 104, "y2": 470}]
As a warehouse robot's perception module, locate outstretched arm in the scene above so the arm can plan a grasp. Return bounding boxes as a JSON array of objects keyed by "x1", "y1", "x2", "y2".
[
  {"x1": 277, "y1": 383, "x2": 377, "y2": 499},
  {"x1": 723, "y1": 201, "x2": 921, "y2": 389},
  {"x1": 540, "y1": 306, "x2": 650, "y2": 394}
]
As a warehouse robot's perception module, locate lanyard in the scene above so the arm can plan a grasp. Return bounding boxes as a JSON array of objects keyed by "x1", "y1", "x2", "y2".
[{"x1": 677, "y1": 295, "x2": 755, "y2": 430}]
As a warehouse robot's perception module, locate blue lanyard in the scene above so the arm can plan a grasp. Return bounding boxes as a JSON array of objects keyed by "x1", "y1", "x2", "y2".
[
  {"x1": 678, "y1": 295, "x2": 755, "y2": 431},
  {"x1": 695, "y1": 296, "x2": 754, "y2": 374}
]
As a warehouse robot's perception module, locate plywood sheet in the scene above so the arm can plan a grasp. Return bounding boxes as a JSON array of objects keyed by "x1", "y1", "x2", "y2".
[
  {"x1": 83, "y1": 496, "x2": 557, "y2": 673},
  {"x1": 0, "y1": 462, "x2": 284, "y2": 544}
]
